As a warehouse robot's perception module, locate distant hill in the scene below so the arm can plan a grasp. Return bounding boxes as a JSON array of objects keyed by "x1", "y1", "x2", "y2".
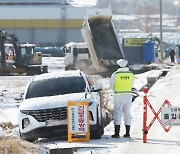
[{"x1": 96, "y1": 0, "x2": 180, "y2": 15}]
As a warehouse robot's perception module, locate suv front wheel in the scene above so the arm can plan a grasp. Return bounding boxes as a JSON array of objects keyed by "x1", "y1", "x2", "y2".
[
  {"x1": 20, "y1": 132, "x2": 38, "y2": 142},
  {"x1": 90, "y1": 108, "x2": 103, "y2": 139}
]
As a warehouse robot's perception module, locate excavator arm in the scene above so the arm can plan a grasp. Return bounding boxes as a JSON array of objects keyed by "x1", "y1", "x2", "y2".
[
  {"x1": 0, "y1": 30, "x2": 6, "y2": 66},
  {"x1": 0, "y1": 30, "x2": 19, "y2": 66}
]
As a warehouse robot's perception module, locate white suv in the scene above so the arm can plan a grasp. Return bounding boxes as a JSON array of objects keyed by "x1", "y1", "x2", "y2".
[{"x1": 18, "y1": 70, "x2": 104, "y2": 141}]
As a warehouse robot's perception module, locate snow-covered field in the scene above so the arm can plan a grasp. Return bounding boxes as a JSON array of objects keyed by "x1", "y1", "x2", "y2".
[{"x1": 0, "y1": 57, "x2": 180, "y2": 154}]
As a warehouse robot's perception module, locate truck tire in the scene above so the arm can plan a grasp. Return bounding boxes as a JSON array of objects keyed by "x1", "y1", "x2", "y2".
[
  {"x1": 65, "y1": 65, "x2": 76, "y2": 71},
  {"x1": 101, "y1": 115, "x2": 104, "y2": 135}
]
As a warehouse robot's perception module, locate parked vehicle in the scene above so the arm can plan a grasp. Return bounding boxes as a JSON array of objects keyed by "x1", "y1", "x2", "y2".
[
  {"x1": 18, "y1": 70, "x2": 104, "y2": 141},
  {"x1": 35, "y1": 46, "x2": 65, "y2": 57}
]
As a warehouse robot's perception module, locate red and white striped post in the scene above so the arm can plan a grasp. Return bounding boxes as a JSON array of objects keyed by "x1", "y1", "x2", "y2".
[
  {"x1": 142, "y1": 87, "x2": 172, "y2": 143},
  {"x1": 143, "y1": 87, "x2": 148, "y2": 143}
]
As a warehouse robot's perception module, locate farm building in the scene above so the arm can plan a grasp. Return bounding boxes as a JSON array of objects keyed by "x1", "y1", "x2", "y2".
[{"x1": 0, "y1": 0, "x2": 107, "y2": 46}]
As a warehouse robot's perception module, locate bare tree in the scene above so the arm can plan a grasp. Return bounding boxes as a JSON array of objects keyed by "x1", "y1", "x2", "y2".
[
  {"x1": 96, "y1": 0, "x2": 111, "y2": 8},
  {"x1": 134, "y1": 5, "x2": 159, "y2": 33}
]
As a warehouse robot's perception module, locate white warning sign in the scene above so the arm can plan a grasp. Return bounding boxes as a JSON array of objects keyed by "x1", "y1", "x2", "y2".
[
  {"x1": 161, "y1": 106, "x2": 180, "y2": 126},
  {"x1": 68, "y1": 102, "x2": 89, "y2": 133}
]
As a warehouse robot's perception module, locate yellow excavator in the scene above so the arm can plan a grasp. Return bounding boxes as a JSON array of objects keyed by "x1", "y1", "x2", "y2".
[{"x1": 0, "y1": 30, "x2": 48, "y2": 75}]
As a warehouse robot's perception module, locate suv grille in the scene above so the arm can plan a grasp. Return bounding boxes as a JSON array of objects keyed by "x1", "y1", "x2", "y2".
[{"x1": 21, "y1": 107, "x2": 67, "y2": 122}]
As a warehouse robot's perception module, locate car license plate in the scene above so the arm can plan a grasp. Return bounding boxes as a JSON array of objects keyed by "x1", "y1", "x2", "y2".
[{"x1": 45, "y1": 120, "x2": 61, "y2": 126}]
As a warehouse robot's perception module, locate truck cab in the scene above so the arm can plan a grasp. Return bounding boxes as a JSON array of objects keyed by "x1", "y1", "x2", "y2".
[{"x1": 63, "y1": 42, "x2": 91, "y2": 70}]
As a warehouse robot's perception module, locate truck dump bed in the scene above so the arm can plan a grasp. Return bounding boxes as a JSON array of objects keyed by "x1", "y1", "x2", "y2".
[{"x1": 81, "y1": 15, "x2": 124, "y2": 74}]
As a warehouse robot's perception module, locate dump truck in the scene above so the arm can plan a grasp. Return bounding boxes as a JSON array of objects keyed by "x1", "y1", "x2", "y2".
[
  {"x1": 81, "y1": 15, "x2": 125, "y2": 75},
  {"x1": 0, "y1": 30, "x2": 48, "y2": 75}
]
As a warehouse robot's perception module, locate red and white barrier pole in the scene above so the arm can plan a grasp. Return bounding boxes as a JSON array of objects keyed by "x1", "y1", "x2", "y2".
[
  {"x1": 142, "y1": 87, "x2": 172, "y2": 143},
  {"x1": 143, "y1": 87, "x2": 148, "y2": 143}
]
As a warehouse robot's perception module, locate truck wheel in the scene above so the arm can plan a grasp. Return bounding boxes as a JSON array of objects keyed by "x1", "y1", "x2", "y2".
[
  {"x1": 65, "y1": 65, "x2": 70, "y2": 71},
  {"x1": 65, "y1": 65, "x2": 76, "y2": 71},
  {"x1": 101, "y1": 116, "x2": 104, "y2": 135}
]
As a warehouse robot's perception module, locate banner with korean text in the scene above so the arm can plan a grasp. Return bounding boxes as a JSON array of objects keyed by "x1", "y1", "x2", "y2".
[{"x1": 67, "y1": 101, "x2": 90, "y2": 142}]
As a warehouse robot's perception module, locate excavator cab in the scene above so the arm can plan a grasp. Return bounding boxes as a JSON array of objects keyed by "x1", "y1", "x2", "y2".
[
  {"x1": 16, "y1": 43, "x2": 42, "y2": 67},
  {"x1": 4, "y1": 44, "x2": 15, "y2": 61}
]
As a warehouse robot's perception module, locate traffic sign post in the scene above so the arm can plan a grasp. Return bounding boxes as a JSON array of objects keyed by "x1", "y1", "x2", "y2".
[
  {"x1": 143, "y1": 87, "x2": 172, "y2": 143},
  {"x1": 67, "y1": 101, "x2": 90, "y2": 143}
]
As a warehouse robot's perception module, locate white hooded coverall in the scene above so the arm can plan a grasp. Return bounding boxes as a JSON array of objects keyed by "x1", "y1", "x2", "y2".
[{"x1": 110, "y1": 66, "x2": 134, "y2": 126}]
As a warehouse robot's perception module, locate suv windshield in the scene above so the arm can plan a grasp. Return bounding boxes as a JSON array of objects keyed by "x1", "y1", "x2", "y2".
[{"x1": 26, "y1": 76, "x2": 86, "y2": 99}]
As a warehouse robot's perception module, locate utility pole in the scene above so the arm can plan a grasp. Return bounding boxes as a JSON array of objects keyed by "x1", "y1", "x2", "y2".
[
  {"x1": 160, "y1": 0, "x2": 163, "y2": 61},
  {"x1": 61, "y1": 5, "x2": 67, "y2": 45},
  {"x1": 174, "y1": 1, "x2": 179, "y2": 44}
]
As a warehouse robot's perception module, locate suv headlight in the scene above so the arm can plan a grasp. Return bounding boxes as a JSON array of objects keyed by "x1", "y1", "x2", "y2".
[
  {"x1": 22, "y1": 118, "x2": 30, "y2": 129},
  {"x1": 20, "y1": 110, "x2": 30, "y2": 115}
]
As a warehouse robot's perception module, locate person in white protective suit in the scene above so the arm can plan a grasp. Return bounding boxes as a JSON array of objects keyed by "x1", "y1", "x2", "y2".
[{"x1": 110, "y1": 59, "x2": 134, "y2": 138}]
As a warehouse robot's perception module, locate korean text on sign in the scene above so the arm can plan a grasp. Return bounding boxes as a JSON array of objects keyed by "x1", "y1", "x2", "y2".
[
  {"x1": 69, "y1": 104, "x2": 88, "y2": 133},
  {"x1": 161, "y1": 106, "x2": 180, "y2": 126}
]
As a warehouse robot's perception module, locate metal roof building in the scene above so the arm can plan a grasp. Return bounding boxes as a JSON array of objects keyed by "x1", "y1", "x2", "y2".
[{"x1": 0, "y1": 0, "x2": 105, "y2": 46}]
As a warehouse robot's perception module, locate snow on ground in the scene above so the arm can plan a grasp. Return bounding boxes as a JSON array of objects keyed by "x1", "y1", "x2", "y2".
[
  {"x1": 0, "y1": 76, "x2": 48, "y2": 153},
  {"x1": 102, "y1": 65, "x2": 180, "y2": 154},
  {"x1": 42, "y1": 57, "x2": 65, "y2": 73},
  {"x1": 0, "y1": 57, "x2": 180, "y2": 154}
]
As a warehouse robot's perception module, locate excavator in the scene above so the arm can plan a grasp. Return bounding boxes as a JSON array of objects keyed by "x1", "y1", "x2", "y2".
[{"x1": 0, "y1": 30, "x2": 48, "y2": 75}]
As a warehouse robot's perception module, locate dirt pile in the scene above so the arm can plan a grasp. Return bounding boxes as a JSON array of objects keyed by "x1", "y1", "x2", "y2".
[{"x1": 0, "y1": 136, "x2": 49, "y2": 154}]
